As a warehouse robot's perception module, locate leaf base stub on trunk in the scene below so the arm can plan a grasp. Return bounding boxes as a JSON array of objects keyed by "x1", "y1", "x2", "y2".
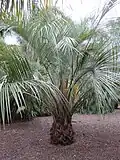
[{"x1": 50, "y1": 121, "x2": 75, "y2": 145}]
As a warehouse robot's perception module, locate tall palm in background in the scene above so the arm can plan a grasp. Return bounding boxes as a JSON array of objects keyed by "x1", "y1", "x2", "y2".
[
  {"x1": 0, "y1": 0, "x2": 62, "y2": 15},
  {"x1": 0, "y1": 0, "x2": 120, "y2": 145}
]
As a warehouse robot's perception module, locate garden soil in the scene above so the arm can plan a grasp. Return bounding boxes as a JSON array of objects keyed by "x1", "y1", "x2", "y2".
[{"x1": 1, "y1": 110, "x2": 120, "y2": 160}]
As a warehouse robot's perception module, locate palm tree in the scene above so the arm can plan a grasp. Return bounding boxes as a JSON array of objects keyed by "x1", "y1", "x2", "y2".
[
  {"x1": 7, "y1": 7, "x2": 118, "y2": 145},
  {"x1": 0, "y1": 1, "x2": 120, "y2": 145}
]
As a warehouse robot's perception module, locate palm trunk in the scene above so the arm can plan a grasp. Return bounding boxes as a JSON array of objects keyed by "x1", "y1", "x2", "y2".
[{"x1": 50, "y1": 115, "x2": 74, "y2": 145}]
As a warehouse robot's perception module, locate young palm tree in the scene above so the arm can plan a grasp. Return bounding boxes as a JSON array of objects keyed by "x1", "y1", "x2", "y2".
[
  {"x1": 0, "y1": 0, "x2": 120, "y2": 145},
  {"x1": 6, "y1": 7, "x2": 118, "y2": 145}
]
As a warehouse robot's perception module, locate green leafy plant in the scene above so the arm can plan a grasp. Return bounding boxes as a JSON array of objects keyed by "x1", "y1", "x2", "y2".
[{"x1": 0, "y1": 1, "x2": 120, "y2": 145}]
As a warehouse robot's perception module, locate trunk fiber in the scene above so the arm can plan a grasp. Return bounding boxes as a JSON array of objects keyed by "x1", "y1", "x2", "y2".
[{"x1": 50, "y1": 117, "x2": 74, "y2": 145}]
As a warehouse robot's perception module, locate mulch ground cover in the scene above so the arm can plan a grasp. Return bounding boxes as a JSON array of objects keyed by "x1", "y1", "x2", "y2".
[{"x1": 1, "y1": 111, "x2": 120, "y2": 160}]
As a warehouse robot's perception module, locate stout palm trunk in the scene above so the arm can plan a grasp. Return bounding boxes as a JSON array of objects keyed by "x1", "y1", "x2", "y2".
[
  {"x1": 50, "y1": 114, "x2": 74, "y2": 145},
  {"x1": 49, "y1": 79, "x2": 74, "y2": 145}
]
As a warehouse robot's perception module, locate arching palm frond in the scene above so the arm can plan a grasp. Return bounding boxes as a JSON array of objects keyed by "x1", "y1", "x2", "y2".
[
  {"x1": 11, "y1": 9, "x2": 78, "y2": 85},
  {"x1": 71, "y1": 37, "x2": 120, "y2": 114},
  {"x1": 0, "y1": 42, "x2": 71, "y2": 128}
]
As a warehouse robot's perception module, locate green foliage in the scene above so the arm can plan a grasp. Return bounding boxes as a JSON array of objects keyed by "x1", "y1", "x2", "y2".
[
  {"x1": 16, "y1": 9, "x2": 120, "y2": 116},
  {"x1": 0, "y1": 1, "x2": 120, "y2": 126},
  {"x1": 0, "y1": 42, "x2": 70, "y2": 126},
  {"x1": 0, "y1": 43, "x2": 36, "y2": 125}
]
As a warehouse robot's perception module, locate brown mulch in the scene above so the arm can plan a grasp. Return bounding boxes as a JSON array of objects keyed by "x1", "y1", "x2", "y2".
[{"x1": 1, "y1": 111, "x2": 120, "y2": 160}]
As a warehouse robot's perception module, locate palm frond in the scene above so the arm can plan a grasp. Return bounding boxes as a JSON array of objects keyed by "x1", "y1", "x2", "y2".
[
  {"x1": 72, "y1": 38, "x2": 120, "y2": 114},
  {"x1": 0, "y1": 42, "x2": 71, "y2": 127}
]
